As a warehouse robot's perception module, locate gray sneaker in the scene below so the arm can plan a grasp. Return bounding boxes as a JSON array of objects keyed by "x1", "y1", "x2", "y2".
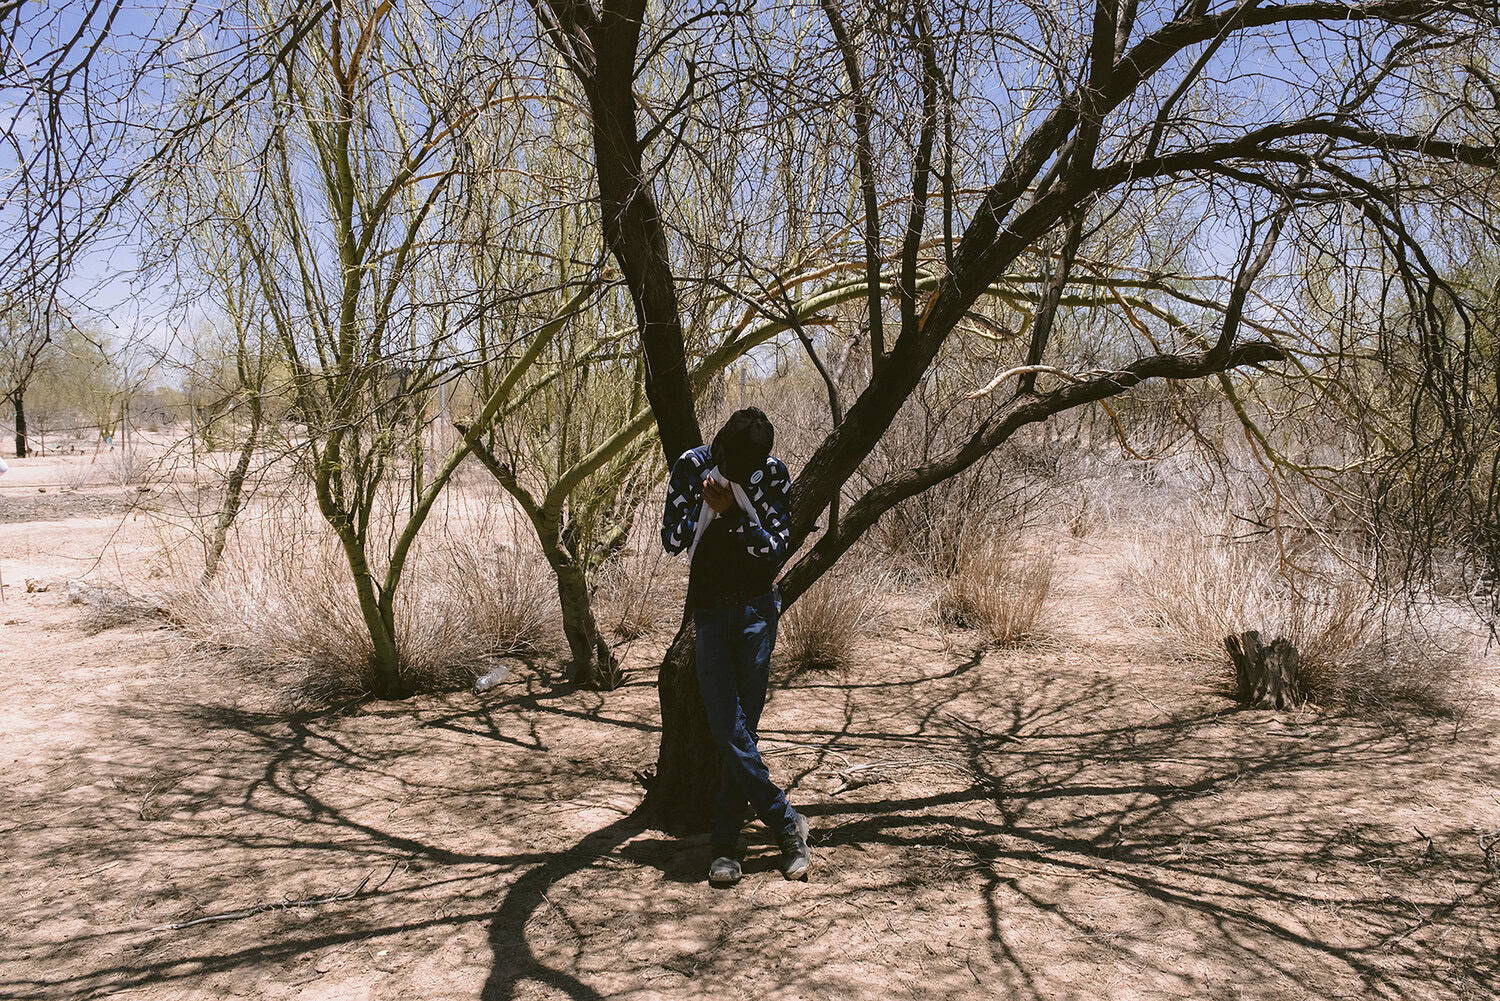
[
  {"x1": 778, "y1": 813, "x2": 811, "y2": 881},
  {"x1": 708, "y1": 847, "x2": 742, "y2": 886}
]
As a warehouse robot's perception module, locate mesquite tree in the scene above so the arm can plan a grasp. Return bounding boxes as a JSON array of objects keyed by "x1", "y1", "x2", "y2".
[
  {"x1": 460, "y1": 31, "x2": 962, "y2": 687},
  {"x1": 529, "y1": 0, "x2": 1500, "y2": 831},
  {"x1": 157, "y1": 2, "x2": 621, "y2": 697},
  {"x1": 8, "y1": 2, "x2": 1498, "y2": 820}
]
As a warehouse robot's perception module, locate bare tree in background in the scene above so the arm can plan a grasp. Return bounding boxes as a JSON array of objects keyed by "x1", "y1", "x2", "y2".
[
  {"x1": 0, "y1": 300, "x2": 58, "y2": 457},
  {"x1": 182, "y1": 239, "x2": 278, "y2": 583},
  {"x1": 0, "y1": 4, "x2": 341, "y2": 338},
  {"x1": 153, "y1": 1, "x2": 621, "y2": 697}
]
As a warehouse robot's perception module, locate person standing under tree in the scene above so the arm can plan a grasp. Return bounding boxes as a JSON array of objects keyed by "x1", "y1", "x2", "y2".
[{"x1": 660, "y1": 407, "x2": 812, "y2": 885}]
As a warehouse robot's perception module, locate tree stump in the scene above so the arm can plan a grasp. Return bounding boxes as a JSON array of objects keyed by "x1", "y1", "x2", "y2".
[{"x1": 1224, "y1": 630, "x2": 1302, "y2": 708}]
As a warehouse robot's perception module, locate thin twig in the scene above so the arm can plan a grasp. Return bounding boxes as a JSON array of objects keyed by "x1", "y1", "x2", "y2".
[
  {"x1": 147, "y1": 861, "x2": 399, "y2": 932},
  {"x1": 539, "y1": 890, "x2": 583, "y2": 941},
  {"x1": 1413, "y1": 825, "x2": 1434, "y2": 859},
  {"x1": 824, "y1": 756, "x2": 972, "y2": 776},
  {"x1": 965, "y1": 947, "x2": 982, "y2": 985},
  {"x1": 760, "y1": 742, "x2": 854, "y2": 767}
]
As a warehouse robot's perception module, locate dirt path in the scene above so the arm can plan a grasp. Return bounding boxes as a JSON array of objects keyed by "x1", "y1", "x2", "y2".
[{"x1": 1, "y1": 514, "x2": 1497, "y2": 1000}]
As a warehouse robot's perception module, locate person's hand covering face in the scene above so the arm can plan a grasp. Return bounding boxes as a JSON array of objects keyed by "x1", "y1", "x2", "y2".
[{"x1": 702, "y1": 475, "x2": 735, "y2": 514}]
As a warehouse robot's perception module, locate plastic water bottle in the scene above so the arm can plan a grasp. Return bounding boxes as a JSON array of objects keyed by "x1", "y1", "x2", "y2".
[{"x1": 473, "y1": 666, "x2": 509, "y2": 693}]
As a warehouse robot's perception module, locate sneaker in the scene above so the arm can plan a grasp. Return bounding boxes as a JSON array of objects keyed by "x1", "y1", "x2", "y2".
[
  {"x1": 708, "y1": 846, "x2": 742, "y2": 886},
  {"x1": 778, "y1": 812, "x2": 811, "y2": 881}
]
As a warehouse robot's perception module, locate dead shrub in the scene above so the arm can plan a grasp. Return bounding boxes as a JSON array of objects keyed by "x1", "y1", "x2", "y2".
[
  {"x1": 937, "y1": 528, "x2": 1056, "y2": 645},
  {"x1": 102, "y1": 449, "x2": 151, "y2": 487},
  {"x1": 402, "y1": 538, "x2": 559, "y2": 682},
  {"x1": 59, "y1": 460, "x2": 98, "y2": 490},
  {"x1": 593, "y1": 521, "x2": 686, "y2": 641},
  {"x1": 870, "y1": 459, "x2": 1049, "y2": 575},
  {"x1": 778, "y1": 569, "x2": 886, "y2": 675},
  {"x1": 170, "y1": 512, "x2": 558, "y2": 702},
  {"x1": 1064, "y1": 492, "x2": 1096, "y2": 539},
  {"x1": 67, "y1": 579, "x2": 166, "y2": 633},
  {"x1": 1119, "y1": 521, "x2": 1468, "y2": 716},
  {"x1": 1326, "y1": 627, "x2": 1470, "y2": 718}
]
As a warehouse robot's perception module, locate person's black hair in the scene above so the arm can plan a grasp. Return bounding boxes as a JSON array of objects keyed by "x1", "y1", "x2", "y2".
[{"x1": 712, "y1": 407, "x2": 774, "y2": 483}]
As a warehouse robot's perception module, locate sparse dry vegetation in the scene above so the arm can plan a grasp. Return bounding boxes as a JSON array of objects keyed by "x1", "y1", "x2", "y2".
[
  {"x1": 67, "y1": 579, "x2": 166, "y2": 635},
  {"x1": 1119, "y1": 517, "x2": 1470, "y2": 716},
  {"x1": 937, "y1": 527, "x2": 1057, "y2": 646},
  {"x1": 593, "y1": 535, "x2": 685, "y2": 642},
  {"x1": 4, "y1": 0, "x2": 1500, "y2": 998},
  {"x1": 100, "y1": 449, "x2": 150, "y2": 487},
  {"x1": 777, "y1": 568, "x2": 888, "y2": 674},
  {"x1": 169, "y1": 510, "x2": 558, "y2": 702},
  {"x1": 58, "y1": 459, "x2": 98, "y2": 490}
]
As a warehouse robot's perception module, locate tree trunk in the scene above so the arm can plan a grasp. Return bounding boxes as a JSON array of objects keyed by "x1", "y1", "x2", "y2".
[
  {"x1": 1225, "y1": 630, "x2": 1302, "y2": 709},
  {"x1": 12, "y1": 392, "x2": 26, "y2": 459},
  {"x1": 551, "y1": 548, "x2": 620, "y2": 690},
  {"x1": 331, "y1": 523, "x2": 407, "y2": 699},
  {"x1": 637, "y1": 617, "x2": 719, "y2": 834},
  {"x1": 556, "y1": 1, "x2": 716, "y2": 828},
  {"x1": 461, "y1": 433, "x2": 627, "y2": 692},
  {"x1": 203, "y1": 395, "x2": 262, "y2": 582},
  {"x1": 368, "y1": 588, "x2": 406, "y2": 699},
  {"x1": 583, "y1": 3, "x2": 702, "y2": 463}
]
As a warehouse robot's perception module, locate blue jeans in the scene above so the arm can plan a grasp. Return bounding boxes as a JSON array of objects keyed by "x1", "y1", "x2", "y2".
[{"x1": 694, "y1": 589, "x2": 798, "y2": 846}]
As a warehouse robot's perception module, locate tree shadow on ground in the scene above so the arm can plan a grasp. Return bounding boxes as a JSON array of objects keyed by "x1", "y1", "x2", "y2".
[
  {"x1": 477, "y1": 667, "x2": 1499, "y2": 1001},
  {"x1": 0, "y1": 668, "x2": 665, "y2": 1000},
  {"x1": 3, "y1": 648, "x2": 1495, "y2": 1001}
]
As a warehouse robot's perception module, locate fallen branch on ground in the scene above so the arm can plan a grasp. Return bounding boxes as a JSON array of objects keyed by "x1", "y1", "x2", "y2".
[
  {"x1": 146, "y1": 860, "x2": 402, "y2": 932},
  {"x1": 1480, "y1": 827, "x2": 1500, "y2": 874},
  {"x1": 759, "y1": 742, "x2": 854, "y2": 767}
]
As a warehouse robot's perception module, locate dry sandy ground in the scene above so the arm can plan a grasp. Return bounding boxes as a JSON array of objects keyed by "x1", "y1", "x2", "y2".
[{"x1": 2, "y1": 452, "x2": 1498, "y2": 1001}]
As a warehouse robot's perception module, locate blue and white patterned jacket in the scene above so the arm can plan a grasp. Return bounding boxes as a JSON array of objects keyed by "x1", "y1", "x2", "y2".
[{"x1": 660, "y1": 445, "x2": 792, "y2": 562}]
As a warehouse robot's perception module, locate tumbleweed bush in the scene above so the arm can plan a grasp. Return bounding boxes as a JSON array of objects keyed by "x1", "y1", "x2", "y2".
[{"x1": 778, "y1": 567, "x2": 888, "y2": 675}]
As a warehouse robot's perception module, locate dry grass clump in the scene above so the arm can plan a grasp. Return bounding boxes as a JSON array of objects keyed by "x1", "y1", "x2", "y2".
[
  {"x1": 1119, "y1": 522, "x2": 1468, "y2": 716},
  {"x1": 936, "y1": 528, "x2": 1057, "y2": 646},
  {"x1": 403, "y1": 538, "x2": 560, "y2": 680},
  {"x1": 59, "y1": 459, "x2": 99, "y2": 489},
  {"x1": 778, "y1": 570, "x2": 887, "y2": 675},
  {"x1": 593, "y1": 530, "x2": 685, "y2": 641},
  {"x1": 171, "y1": 513, "x2": 558, "y2": 702},
  {"x1": 55, "y1": 452, "x2": 152, "y2": 490}
]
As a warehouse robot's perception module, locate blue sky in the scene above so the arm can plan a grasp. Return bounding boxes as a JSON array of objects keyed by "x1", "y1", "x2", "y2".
[{"x1": 1, "y1": 1, "x2": 1479, "y2": 386}]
